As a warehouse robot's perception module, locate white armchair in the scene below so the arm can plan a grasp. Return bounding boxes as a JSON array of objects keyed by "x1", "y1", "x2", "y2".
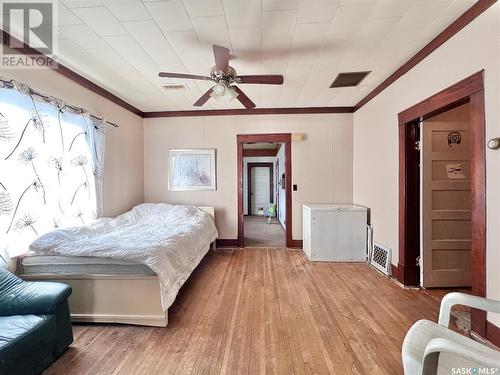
[{"x1": 402, "y1": 292, "x2": 500, "y2": 375}]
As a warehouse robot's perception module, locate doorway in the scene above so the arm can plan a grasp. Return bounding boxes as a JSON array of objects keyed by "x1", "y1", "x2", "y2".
[
  {"x1": 237, "y1": 134, "x2": 293, "y2": 248},
  {"x1": 398, "y1": 71, "x2": 486, "y2": 336},
  {"x1": 247, "y1": 162, "x2": 273, "y2": 216}
]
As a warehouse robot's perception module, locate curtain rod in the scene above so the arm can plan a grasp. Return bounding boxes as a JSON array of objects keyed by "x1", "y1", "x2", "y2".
[{"x1": 0, "y1": 78, "x2": 119, "y2": 128}]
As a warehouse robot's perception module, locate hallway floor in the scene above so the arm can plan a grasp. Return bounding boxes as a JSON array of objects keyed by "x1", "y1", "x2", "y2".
[{"x1": 244, "y1": 215, "x2": 285, "y2": 247}]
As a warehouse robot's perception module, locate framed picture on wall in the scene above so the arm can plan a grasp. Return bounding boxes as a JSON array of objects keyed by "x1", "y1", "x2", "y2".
[{"x1": 168, "y1": 149, "x2": 217, "y2": 191}]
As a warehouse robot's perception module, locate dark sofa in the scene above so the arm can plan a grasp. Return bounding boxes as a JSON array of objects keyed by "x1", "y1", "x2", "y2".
[{"x1": 0, "y1": 268, "x2": 73, "y2": 375}]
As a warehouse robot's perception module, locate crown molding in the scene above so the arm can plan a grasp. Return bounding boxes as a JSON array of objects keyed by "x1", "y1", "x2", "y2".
[{"x1": 143, "y1": 107, "x2": 354, "y2": 118}]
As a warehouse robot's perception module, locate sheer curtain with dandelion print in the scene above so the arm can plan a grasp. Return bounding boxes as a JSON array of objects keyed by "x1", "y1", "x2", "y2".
[{"x1": 0, "y1": 80, "x2": 105, "y2": 255}]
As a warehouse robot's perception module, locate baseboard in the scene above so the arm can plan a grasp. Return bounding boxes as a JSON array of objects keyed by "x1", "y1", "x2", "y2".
[
  {"x1": 486, "y1": 321, "x2": 500, "y2": 348},
  {"x1": 71, "y1": 313, "x2": 167, "y2": 327},
  {"x1": 391, "y1": 263, "x2": 403, "y2": 283},
  {"x1": 216, "y1": 239, "x2": 240, "y2": 247},
  {"x1": 290, "y1": 240, "x2": 303, "y2": 249}
]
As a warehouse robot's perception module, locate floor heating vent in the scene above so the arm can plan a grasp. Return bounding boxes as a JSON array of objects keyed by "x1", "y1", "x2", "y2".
[{"x1": 370, "y1": 242, "x2": 392, "y2": 276}]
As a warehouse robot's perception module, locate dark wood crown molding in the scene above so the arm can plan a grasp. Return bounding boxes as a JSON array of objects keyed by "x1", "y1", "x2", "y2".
[
  {"x1": 1, "y1": 30, "x2": 144, "y2": 117},
  {"x1": 354, "y1": 0, "x2": 497, "y2": 111},
  {"x1": 143, "y1": 107, "x2": 354, "y2": 118}
]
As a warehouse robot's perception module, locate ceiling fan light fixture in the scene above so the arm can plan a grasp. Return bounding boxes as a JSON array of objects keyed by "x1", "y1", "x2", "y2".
[
  {"x1": 211, "y1": 82, "x2": 226, "y2": 97},
  {"x1": 226, "y1": 86, "x2": 239, "y2": 101}
]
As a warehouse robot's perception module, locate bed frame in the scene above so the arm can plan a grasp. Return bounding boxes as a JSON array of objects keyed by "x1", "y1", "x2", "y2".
[{"x1": 20, "y1": 206, "x2": 216, "y2": 328}]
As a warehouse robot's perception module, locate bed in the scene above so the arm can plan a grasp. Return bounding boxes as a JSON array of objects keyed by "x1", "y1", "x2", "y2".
[{"x1": 17, "y1": 204, "x2": 217, "y2": 327}]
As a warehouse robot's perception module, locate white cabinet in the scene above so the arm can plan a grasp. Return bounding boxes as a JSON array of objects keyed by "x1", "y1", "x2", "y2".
[{"x1": 303, "y1": 204, "x2": 368, "y2": 262}]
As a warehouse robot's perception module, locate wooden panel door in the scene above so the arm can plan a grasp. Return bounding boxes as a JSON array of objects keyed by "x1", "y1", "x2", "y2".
[{"x1": 422, "y1": 120, "x2": 472, "y2": 287}]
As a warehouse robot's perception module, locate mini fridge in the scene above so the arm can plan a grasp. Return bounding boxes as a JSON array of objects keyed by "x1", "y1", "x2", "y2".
[{"x1": 303, "y1": 204, "x2": 368, "y2": 262}]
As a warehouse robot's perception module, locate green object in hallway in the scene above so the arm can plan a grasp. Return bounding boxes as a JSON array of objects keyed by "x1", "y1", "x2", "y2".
[{"x1": 267, "y1": 203, "x2": 277, "y2": 223}]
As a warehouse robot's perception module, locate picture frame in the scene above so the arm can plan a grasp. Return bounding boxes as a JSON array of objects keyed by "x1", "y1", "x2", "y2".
[{"x1": 168, "y1": 149, "x2": 217, "y2": 191}]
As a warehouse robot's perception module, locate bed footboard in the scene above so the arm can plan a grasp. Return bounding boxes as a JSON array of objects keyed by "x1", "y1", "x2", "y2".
[{"x1": 20, "y1": 274, "x2": 167, "y2": 327}]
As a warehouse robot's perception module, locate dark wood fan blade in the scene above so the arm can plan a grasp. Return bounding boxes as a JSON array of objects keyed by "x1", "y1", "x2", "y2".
[
  {"x1": 232, "y1": 86, "x2": 255, "y2": 109},
  {"x1": 193, "y1": 88, "x2": 214, "y2": 107},
  {"x1": 159, "y1": 72, "x2": 212, "y2": 81},
  {"x1": 235, "y1": 75, "x2": 284, "y2": 85},
  {"x1": 213, "y1": 45, "x2": 230, "y2": 73}
]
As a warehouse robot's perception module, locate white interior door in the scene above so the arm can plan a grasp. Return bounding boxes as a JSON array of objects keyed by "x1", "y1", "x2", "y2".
[{"x1": 251, "y1": 167, "x2": 270, "y2": 215}]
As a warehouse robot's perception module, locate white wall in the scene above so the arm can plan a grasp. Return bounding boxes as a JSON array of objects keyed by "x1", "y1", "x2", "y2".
[
  {"x1": 144, "y1": 113, "x2": 353, "y2": 240},
  {"x1": 352, "y1": 4, "x2": 500, "y2": 324},
  {"x1": 276, "y1": 144, "x2": 286, "y2": 228},
  {"x1": 243, "y1": 156, "x2": 277, "y2": 215},
  {"x1": 0, "y1": 68, "x2": 145, "y2": 217}
]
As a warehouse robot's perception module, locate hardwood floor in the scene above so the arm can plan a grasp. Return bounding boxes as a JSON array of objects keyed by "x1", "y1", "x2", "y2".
[{"x1": 46, "y1": 249, "x2": 444, "y2": 375}]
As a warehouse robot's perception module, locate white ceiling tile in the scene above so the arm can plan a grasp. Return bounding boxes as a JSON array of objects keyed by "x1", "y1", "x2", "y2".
[
  {"x1": 288, "y1": 24, "x2": 329, "y2": 65},
  {"x1": 370, "y1": 0, "x2": 415, "y2": 20},
  {"x1": 262, "y1": 37, "x2": 292, "y2": 59},
  {"x1": 319, "y1": 34, "x2": 355, "y2": 56},
  {"x1": 298, "y1": 0, "x2": 339, "y2": 24},
  {"x1": 262, "y1": 85, "x2": 283, "y2": 106},
  {"x1": 85, "y1": 47, "x2": 153, "y2": 93},
  {"x1": 144, "y1": 44, "x2": 186, "y2": 71},
  {"x1": 327, "y1": 3, "x2": 375, "y2": 35},
  {"x1": 444, "y1": 0, "x2": 476, "y2": 15},
  {"x1": 263, "y1": 0, "x2": 300, "y2": 12},
  {"x1": 191, "y1": 16, "x2": 231, "y2": 46},
  {"x1": 262, "y1": 58, "x2": 288, "y2": 74},
  {"x1": 165, "y1": 31, "x2": 202, "y2": 54},
  {"x1": 396, "y1": 0, "x2": 454, "y2": 30},
  {"x1": 57, "y1": 2, "x2": 83, "y2": 26},
  {"x1": 178, "y1": 51, "x2": 211, "y2": 74},
  {"x1": 223, "y1": 0, "x2": 262, "y2": 29},
  {"x1": 231, "y1": 52, "x2": 262, "y2": 74},
  {"x1": 61, "y1": 0, "x2": 103, "y2": 8},
  {"x1": 122, "y1": 20, "x2": 168, "y2": 46},
  {"x1": 103, "y1": 0, "x2": 150, "y2": 22},
  {"x1": 72, "y1": 7, "x2": 126, "y2": 36},
  {"x1": 366, "y1": 28, "x2": 421, "y2": 69},
  {"x1": 341, "y1": 18, "x2": 399, "y2": 62},
  {"x1": 311, "y1": 54, "x2": 343, "y2": 72},
  {"x1": 103, "y1": 34, "x2": 144, "y2": 58},
  {"x1": 293, "y1": 22, "x2": 329, "y2": 41},
  {"x1": 417, "y1": 12, "x2": 459, "y2": 41},
  {"x1": 262, "y1": 10, "x2": 298, "y2": 38},
  {"x1": 145, "y1": 0, "x2": 192, "y2": 32},
  {"x1": 59, "y1": 24, "x2": 109, "y2": 49},
  {"x1": 183, "y1": 0, "x2": 224, "y2": 17},
  {"x1": 229, "y1": 28, "x2": 261, "y2": 53}
]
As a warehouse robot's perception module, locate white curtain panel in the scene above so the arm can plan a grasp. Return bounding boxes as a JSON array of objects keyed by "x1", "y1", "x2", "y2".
[{"x1": 0, "y1": 81, "x2": 105, "y2": 255}]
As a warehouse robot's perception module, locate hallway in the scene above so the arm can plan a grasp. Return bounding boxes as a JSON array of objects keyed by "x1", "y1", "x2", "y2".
[{"x1": 244, "y1": 215, "x2": 286, "y2": 248}]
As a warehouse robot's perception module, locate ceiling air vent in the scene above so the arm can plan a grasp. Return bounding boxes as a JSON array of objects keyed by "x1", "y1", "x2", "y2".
[
  {"x1": 160, "y1": 84, "x2": 188, "y2": 92},
  {"x1": 330, "y1": 71, "x2": 370, "y2": 88}
]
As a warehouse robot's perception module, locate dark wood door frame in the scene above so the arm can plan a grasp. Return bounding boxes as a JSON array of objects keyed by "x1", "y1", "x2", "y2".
[
  {"x1": 398, "y1": 70, "x2": 486, "y2": 336},
  {"x1": 247, "y1": 162, "x2": 274, "y2": 215},
  {"x1": 238, "y1": 133, "x2": 295, "y2": 248}
]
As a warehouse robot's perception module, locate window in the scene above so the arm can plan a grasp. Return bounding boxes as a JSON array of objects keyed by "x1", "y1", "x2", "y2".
[{"x1": 0, "y1": 81, "x2": 105, "y2": 256}]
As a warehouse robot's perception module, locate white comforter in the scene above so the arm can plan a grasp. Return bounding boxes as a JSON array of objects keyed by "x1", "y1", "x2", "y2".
[{"x1": 29, "y1": 203, "x2": 218, "y2": 311}]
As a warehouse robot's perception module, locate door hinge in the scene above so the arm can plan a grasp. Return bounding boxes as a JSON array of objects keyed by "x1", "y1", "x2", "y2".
[
  {"x1": 415, "y1": 140, "x2": 421, "y2": 151},
  {"x1": 416, "y1": 256, "x2": 421, "y2": 267}
]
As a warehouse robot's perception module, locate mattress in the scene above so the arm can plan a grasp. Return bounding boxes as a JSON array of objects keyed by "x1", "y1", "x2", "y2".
[{"x1": 19, "y1": 256, "x2": 156, "y2": 276}]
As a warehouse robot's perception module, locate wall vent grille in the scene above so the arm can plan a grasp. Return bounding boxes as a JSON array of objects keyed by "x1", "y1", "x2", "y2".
[
  {"x1": 370, "y1": 242, "x2": 391, "y2": 276},
  {"x1": 160, "y1": 84, "x2": 188, "y2": 91}
]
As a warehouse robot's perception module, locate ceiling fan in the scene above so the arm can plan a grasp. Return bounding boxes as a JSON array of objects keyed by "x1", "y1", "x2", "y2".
[{"x1": 158, "y1": 45, "x2": 284, "y2": 109}]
